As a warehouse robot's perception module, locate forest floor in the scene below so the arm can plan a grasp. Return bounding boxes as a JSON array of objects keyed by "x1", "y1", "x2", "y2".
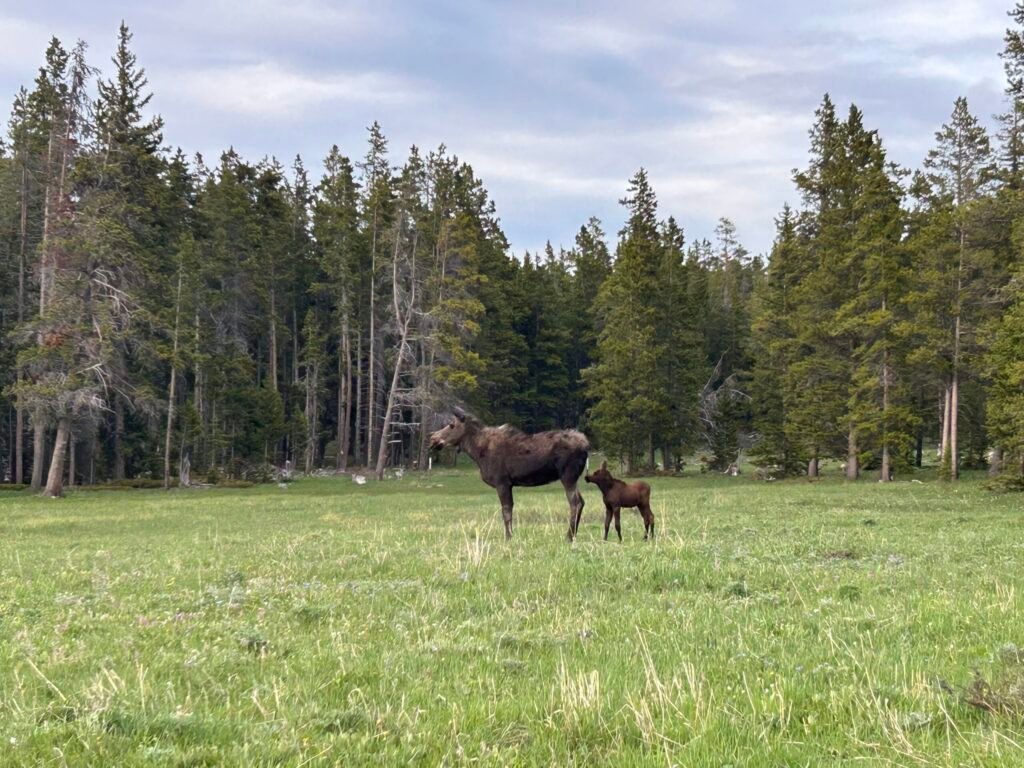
[{"x1": 2, "y1": 467, "x2": 1024, "y2": 766}]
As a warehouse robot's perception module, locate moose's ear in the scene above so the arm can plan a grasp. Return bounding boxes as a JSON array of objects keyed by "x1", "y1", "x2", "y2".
[
  {"x1": 452, "y1": 406, "x2": 466, "y2": 422},
  {"x1": 601, "y1": 460, "x2": 608, "y2": 470}
]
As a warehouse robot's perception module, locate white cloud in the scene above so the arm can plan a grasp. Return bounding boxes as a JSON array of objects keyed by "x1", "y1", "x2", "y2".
[
  {"x1": 0, "y1": 0, "x2": 1010, "y2": 257},
  {"x1": 820, "y1": 0, "x2": 1005, "y2": 48},
  {"x1": 537, "y1": 19, "x2": 669, "y2": 58},
  {"x1": 451, "y1": 94, "x2": 807, "y2": 254},
  {"x1": 0, "y1": 15, "x2": 54, "y2": 74},
  {"x1": 892, "y1": 51, "x2": 1002, "y2": 87},
  {"x1": 165, "y1": 62, "x2": 427, "y2": 117},
  {"x1": 150, "y1": 0, "x2": 387, "y2": 44},
  {"x1": 528, "y1": 1, "x2": 738, "y2": 60}
]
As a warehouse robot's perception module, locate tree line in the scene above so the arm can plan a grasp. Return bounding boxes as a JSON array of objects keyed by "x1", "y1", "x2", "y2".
[{"x1": 1, "y1": 12, "x2": 1024, "y2": 495}]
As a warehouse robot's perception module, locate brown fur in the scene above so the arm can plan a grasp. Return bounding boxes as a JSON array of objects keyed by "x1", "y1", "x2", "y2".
[
  {"x1": 430, "y1": 408, "x2": 589, "y2": 541},
  {"x1": 584, "y1": 461, "x2": 655, "y2": 541}
]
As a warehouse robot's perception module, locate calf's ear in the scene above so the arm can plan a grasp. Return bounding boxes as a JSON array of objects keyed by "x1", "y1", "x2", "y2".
[
  {"x1": 601, "y1": 460, "x2": 608, "y2": 470},
  {"x1": 452, "y1": 406, "x2": 466, "y2": 422}
]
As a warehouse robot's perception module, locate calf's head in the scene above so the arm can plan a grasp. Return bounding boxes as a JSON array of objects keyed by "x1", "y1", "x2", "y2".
[
  {"x1": 429, "y1": 408, "x2": 469, "y2": 450},
  {"x1": 585, "y1": 461, "x2": 613, "y2": 486}
]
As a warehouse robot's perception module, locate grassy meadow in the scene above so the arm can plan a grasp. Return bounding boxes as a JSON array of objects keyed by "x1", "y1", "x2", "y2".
[{"x1": 2, "y1": 466, "x2": 1024, "y2": 766}]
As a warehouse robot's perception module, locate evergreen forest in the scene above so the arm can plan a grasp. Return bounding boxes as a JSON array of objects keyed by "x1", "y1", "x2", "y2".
[{"x1": 3, "y1": 13, "x2": 1024, "y2": 495}]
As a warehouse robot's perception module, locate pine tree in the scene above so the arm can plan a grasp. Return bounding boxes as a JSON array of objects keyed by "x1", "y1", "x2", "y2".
[
  {"x1": 841, "y1": 131, "x2": 914, "y2": 480},
  {"x1": 587, "y1": 169, "x2": 666, "y2": 468},
  {"x1": 655, "y1": 217, "x2": 705, "y2": 468},
  {"x1": 984, "y1": 267, "x2": 1024, "y2": 481},
  {"x1": 375, "y1": 150, "x2": 426, "y2": 478},
  {"x1": 749, "y1": 205, "x2": 805, "y2": 474},
  {"x1": 314, "y1": 146, "x2": 361, "y2": 469},
  {"x1": 917, "y1": 98, "x2": 995, "y2": 479},
  {"x1": 358, "y1": 122, "x2": 393, "y2": 467},
  {"x1": 12, "y1": 39, "x2": 95, "y2": 496},
  {"x1": 79, "y1": 23, "x2": 169, "y2": 483},
  {"x1": 786, "y1": 96, "x2": 854, "y2": 477},
  {"x1": 999, "y1": 3, "x2": 1024, "y2": 187},
  {"x1": 566, "y1": 218, "x2": 611, "y2": 429}
]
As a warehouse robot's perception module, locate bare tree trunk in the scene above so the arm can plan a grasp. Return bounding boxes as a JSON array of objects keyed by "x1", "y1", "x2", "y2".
[
  {"x1": 44, "y1": 417, "x2": 70, "y2": 497},
  {"x1": 342, "y1": 348, "x2": 350, "y2": 468},
  {"x1": 114, "y1": 397, "x2": 126, "y2": 480},
  {"x1": 30, "y1": 131, "x2": 59, "y2": 492},
  {"x1": 807, "y1": 454, "x2": 819, "y2": 478},
  {"x1": 39, "y1": 133, "x2": 55, "y2": 315},
  {"x1": 376, "y1": 230, "x2": 417, "y2": 481},
  {"x1": 846, "y1": 427, "x2": 858, "y2": 480},
  {"x1": 950, "y1": 367, "x2": 960, "y2": 480},
  {"x1": 354, "y1": 333, "x2": 363, "y2": 465},
  {"x1": 948, "y1": 227, "x2": 965, "y2": 481},
  {"x1": 14, "y1": 381, "x2": 24, "y2": 485},
  {"x1": 193, "y1": 311, "x2": 203, "y2": 414},
  {"x1": 950, "y1": 318, "x2": 961, "y2": 481},
  {"x1": 915, "y1": 388, "x2": 925, "y2": 468},
  {"x1": 880, "y1": 345, "x2": 891, "y2": 482},
  {"x1": 269, "y1": 287, "x2": 278, "y2": 392},
  {"x1": 990, "y1": 447, "x2": 1003, "y2": 477},
  {"x1": 367, "y1": 213, "x2": 379, "y2": 468},
  {"x1": 164, "y1": 269, "x2": 184, "y2": 489},
  {"x1": 31, "y1": 420, "x2": 46, "y2": 489},
  {"x1": 304, "y1": 361, "x2": 319, "y2": 473},
  {"x1": 209, "y1": 400, "x2": 217, "y2": 471},
  {"x1": 15, "y1": 164, "x2": 28, "y2": 485},
  {"x1": 940, "y1": 383, "x2": 951, "y2": 468},
  {"x1": 367, "y1": 306, "x2": 376, "y2": 467},
  {"x1": 375, "y1": 350, "x2": 406, "y2": 480},
  {"x1": 419, "y1": 235, "x2": 447, "y2": 472},
  {"x1": 67, "y1": 429, "x2": 76, "y2": 489},
  {"x1": 292, "y1": 307, "x2": 300, "y2": 385},
  {"x1": 418, "y1": 401, "x2": 431, "y2": 471},
  {"x1": 340, "y1": 312, "x2": 352, "y2": 471},
  {"x1": 164, "y1": 365, "x2": 179, "y2": 488}
]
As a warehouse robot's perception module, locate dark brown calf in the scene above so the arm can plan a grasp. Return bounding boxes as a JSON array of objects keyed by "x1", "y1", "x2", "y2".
[{"x1": 584, "y1": 461, "x2": 654, "y2": 541}]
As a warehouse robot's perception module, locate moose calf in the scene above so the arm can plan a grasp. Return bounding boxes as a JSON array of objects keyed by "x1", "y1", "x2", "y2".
[{"x1": 584, "y1": 461, "x2": 655, "y2": 541}]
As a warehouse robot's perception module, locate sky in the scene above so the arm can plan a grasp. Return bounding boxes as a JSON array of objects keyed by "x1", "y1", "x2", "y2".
[{"x1": 0, "y1": 0, "x2": 1014, "y2": 256}]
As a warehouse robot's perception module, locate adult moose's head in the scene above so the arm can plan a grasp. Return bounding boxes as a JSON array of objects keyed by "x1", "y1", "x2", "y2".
[{"x1": 429, "y1": 406, "x2": 471, "y2": 450}]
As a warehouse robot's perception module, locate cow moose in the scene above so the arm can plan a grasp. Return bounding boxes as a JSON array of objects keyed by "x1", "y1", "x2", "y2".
[
  {"x1": 429, "y1": 407, "x2": 589, "y2": 541},
  {"x1": 584, "y1": 461, "x2": 655, "y2": 541}
]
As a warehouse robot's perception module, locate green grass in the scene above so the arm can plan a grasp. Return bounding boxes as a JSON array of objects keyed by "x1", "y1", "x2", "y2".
[{"x1": 2, "y1": 468, "x2": 1024, "y2": 766}]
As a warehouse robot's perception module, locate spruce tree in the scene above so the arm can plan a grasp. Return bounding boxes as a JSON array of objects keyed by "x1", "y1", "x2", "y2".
[
  {"x1": 587, "y1": 169, "x2": 666, "y2": 468},
  {"x1": 314, "y1": 146, "x2": 361, "y2": 469},
  {"x1": 918, "y1": 98, "x2": 995, "y2": 479},
  {"x1": 749, "y1": 205, "x2": 805, "y2": 474},
  {"x1": 655, "y1": 217, "x2": 705, "y2": 469},
  {"x1": 841, "y1": 132, "x2": 914, "y2": 480},
  {"x1": 984, "y1": 268, "x2": 1024, "y2": 481}
]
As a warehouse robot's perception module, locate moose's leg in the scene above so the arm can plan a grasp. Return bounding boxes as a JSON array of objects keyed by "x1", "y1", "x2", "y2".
[
  {"x1": 498, "y1": 484, "x2": 514, "y2": 540},
  {"x1": 563, "y1": 480, "x2": 583, "y2": 542},
  {"x1": 603, "y1": 504, "x2": 613, "y2": 541},
  {"x1": 614, "y1": 507, "x2": 622, "y2": 542}
]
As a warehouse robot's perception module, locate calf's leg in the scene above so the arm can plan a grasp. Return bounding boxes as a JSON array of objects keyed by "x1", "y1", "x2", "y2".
[
  {"x1": 641, "y1": 503, "x2": 655, "y2": 539},
  {"x1": 614, "y1": 507, "x2": 622, "y2": 541},
  {"x1": 603, "y1": 504, "x2": 613, "y2": 540}
]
